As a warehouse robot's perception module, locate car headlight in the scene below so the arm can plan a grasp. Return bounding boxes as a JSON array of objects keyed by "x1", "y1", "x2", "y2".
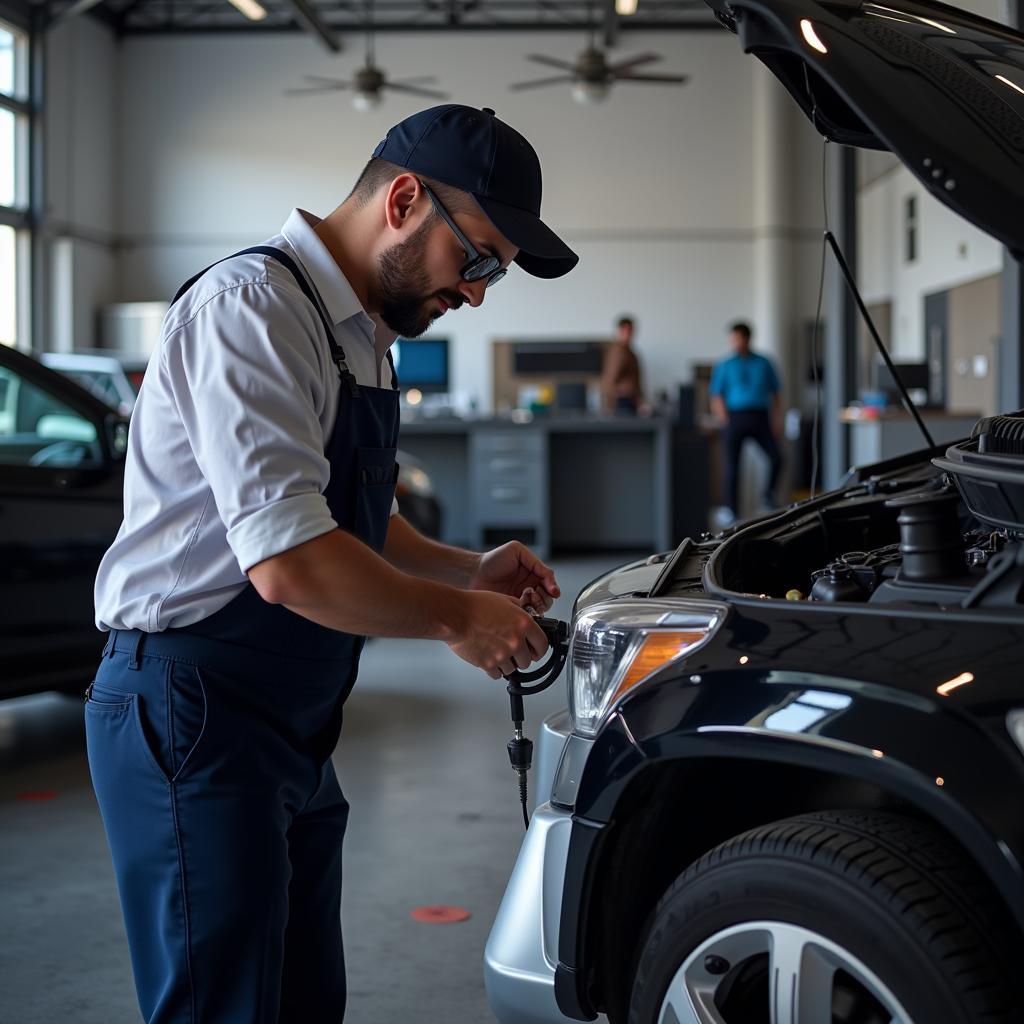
[{"x1": 568, "y1": 599, "x2": 726, "y2": 737}]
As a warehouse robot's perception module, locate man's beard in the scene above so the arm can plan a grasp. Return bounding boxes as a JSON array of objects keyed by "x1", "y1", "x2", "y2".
[{"x1": 376, "y1": 223, "x2": 462, "y2": 338}]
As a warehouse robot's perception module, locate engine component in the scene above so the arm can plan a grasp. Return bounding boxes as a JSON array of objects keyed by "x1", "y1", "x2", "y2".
[
  {"x1": 965, "y1": 530, "x2": 1008, "y2": 569},
  {"x1": 962, "y1": 543, "x2": 1024, "y2": 609},
  {"x1": 885, "y1": 488, "x2": 965, "y2": 582},
  {"x1": 977, "y1": 413, "x2": 1024, "y2": 454},
  {"x1": 934, "y1": 413, "x2": 1024, "y2": 534},
  {"x1": 810, "y1": 563, "x2": 872, "y2": 602}
]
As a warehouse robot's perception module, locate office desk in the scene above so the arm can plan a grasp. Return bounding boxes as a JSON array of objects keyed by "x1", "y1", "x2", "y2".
[{"x1": 399, "y1": 415, "x2": 701, "y2": 557}]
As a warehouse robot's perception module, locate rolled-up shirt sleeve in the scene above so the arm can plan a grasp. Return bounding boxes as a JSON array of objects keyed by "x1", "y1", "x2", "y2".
[{"x1": 164, "y1": 280, "x2": 339, "y2": 573}]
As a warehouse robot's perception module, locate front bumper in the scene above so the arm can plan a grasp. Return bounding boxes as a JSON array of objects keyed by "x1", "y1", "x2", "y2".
[{"x1": 484, "y1": 710, "x2": 584, "y2": 1024}]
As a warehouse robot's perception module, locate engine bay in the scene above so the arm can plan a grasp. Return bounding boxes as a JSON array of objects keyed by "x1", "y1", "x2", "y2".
[{"x1": 705, "y1": 413, "x2": 1024, "y2": 611}]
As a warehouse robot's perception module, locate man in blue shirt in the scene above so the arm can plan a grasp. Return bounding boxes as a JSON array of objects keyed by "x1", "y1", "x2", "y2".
[{"x1": 709, "y1": 321, "x2": 783, "y2": 519}]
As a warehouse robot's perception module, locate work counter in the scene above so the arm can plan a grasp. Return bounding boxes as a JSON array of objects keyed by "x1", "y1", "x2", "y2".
[
  {"x1": 399, "y1": 414, "x2": 706, "y2": 558},
  {"x1": 840, "y1": 409, "x2": 980, "y2": 467}
]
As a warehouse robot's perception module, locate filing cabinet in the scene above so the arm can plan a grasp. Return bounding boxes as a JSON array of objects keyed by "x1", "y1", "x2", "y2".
[{"x1": 470, "y1": 430, "x2": 548, "y2": 555}]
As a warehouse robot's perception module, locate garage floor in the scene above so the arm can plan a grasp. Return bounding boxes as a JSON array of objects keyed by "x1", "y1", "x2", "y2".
[{"x1": 0, "y1": 555, "x2": 627, "y2": 1023}]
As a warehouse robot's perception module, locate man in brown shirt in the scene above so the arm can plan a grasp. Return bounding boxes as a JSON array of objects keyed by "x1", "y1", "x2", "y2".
[{"x1": 602, "y1": 315, "x2": 645, "y2": 413}]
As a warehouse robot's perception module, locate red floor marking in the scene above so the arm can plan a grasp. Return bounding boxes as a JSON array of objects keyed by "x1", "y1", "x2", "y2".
[
  {"x1": 16, "y1": 791, "x2": 59, "y2": 801},
  {"x1": 410, "y1": 905, "x2": 471, "y2": 924}
]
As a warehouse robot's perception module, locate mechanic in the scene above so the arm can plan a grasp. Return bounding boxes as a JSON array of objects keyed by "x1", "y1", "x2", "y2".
[
  {"x1": 87, "y1": 104, "x2": 577, "y2": 1023},
  {"x1": 710, "y1": 320, "x2": 783, "y2": 520},
  {"x1": 601, "y1": 313, "x2": 645, "y2": 414}
]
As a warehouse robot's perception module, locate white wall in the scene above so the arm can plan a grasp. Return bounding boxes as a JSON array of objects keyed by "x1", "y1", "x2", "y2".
[
  {"x1": 44, "y1": 16, "x2": 119, "y2": 350},
  {"x1": 113, "y1": 30, "x2": 755, "y2": 408},
  {"x1": 857, "y1": 164, "x2": 1003, "y2": 360},
  {"x1": 41, "y1": 24, "x2": 825, "y2": 408},
  {"x1": 854, "y1": 0, "x2": 1011, "y2": 363}
]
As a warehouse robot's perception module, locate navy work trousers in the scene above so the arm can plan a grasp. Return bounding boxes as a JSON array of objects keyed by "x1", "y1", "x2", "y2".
[
  {"x1": 725, "y1": 408, "x2": 783, "y2": 514},
  {"x1": 86, "y1": 629, "x2": 353, "y2": 1023}
]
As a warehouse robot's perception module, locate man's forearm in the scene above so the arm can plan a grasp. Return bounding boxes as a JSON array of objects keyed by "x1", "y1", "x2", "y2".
[
  {"x1": 383, "y1": 513, "x2": 481, "y2": 587},
  {"x1": 248, "y1": 527, "x2": 468, "y2": 639}
]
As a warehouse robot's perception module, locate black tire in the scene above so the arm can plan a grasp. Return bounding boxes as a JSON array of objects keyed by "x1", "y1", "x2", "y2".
[{"x1": 629, "y1": 810, "x2": 1021, "y2": 1024}]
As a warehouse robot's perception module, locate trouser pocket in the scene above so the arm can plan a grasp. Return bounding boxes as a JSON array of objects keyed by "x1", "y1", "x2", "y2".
[
  {"x1": 86, "y1": 658, "x2": 209, "y2": 786},
  {"x1": 86, "y1": 685, "x2": 169, "y2": 785}
]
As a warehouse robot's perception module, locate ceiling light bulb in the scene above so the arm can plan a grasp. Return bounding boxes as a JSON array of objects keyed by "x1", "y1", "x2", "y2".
[
  {"x1": 351, "y1": 90, "x2": 383, "y2": 112},
  {"x1": 616, "y1": 0, "x2": 639, "y2": 14},
  {"x1": 226, "y1": 0, "x2": 267, "y2": 20},
  {"x1": 572, "y1": 80, "x2": 610, "y2": 105}
]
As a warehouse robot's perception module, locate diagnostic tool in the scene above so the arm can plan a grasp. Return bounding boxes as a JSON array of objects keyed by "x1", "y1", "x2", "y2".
[{"x1": 503, "y1": 615, "x2": 570, "y2": 828}]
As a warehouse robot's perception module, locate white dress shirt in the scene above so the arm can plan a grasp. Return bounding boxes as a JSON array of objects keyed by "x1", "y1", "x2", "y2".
[{"x1": 95, "y1": 209, "x2": 399, "y2": 633}]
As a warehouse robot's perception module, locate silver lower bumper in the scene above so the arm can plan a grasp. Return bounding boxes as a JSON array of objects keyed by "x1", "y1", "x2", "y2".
[
  {"x1": 484, "y1": 803, "x2": 578, "y2": 1024},
  {"x1": 484, "y1": 710, "x2": 584, "y2": 1024}
]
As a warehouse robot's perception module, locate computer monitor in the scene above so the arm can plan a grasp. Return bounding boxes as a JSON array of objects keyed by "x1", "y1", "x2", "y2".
[
  {"x1": 877, "y1": 361, "x2": 931, "y2": 400},
  {"x1": 555, "y1": 381, "x2": 588, "y2": 412},
  {"x1": 394, "y1": 337, "x2": 449, "y2": 394}
]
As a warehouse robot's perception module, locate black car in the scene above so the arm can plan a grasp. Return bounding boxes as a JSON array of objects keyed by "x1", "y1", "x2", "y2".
[
  {"x1": 486, "y1": 1, "x2": 1024, "y2": 1022},
  {"x1": 0, "y1": 345, "x2": 128, "y2": 698},
  {"x1": 1, "y1": 345, "x2": 442, "y2": 699}
]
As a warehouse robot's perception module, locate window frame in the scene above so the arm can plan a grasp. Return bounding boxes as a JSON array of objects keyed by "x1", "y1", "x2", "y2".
[{"x1": 0, "y1": 0, "x2": 35, "y2": 353}]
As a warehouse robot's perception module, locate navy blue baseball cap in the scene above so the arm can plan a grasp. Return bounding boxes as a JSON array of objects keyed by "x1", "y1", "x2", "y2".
[{"x1": 372, "y1": 104, "x2": 578, "y2": 280}]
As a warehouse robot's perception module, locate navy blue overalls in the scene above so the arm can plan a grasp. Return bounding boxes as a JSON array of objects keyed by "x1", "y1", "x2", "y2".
[{"x1": 85, "y1": 247, "x2": 399, "y2": 1024}]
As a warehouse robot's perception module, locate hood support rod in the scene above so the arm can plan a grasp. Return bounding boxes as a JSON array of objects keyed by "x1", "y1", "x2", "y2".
[{"x1": 824, "y1": 229, "x2": 935, "y2": 449}]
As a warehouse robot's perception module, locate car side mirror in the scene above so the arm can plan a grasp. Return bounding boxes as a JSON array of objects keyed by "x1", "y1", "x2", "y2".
[{"x1": 106, "y1": 416, "x2": 129, "y2": 460}]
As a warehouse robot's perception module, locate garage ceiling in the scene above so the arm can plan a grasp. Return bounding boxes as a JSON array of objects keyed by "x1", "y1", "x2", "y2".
[{"x1": 39, "y1": 0, "x2": 716, "y2": 42}]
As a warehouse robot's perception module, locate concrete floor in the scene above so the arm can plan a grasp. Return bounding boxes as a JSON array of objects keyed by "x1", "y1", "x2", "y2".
[{"x1": 0, "y1": 555, "x2": 628, "y2": 1023}]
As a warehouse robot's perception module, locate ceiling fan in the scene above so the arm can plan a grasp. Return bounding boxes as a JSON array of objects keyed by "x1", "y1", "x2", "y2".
[
  {"x1": 284, "y1": 0, "x2": 448, "y2": 111},
  {"x1": 511, "y1": 47, "x2": 689, "y2": 105}
]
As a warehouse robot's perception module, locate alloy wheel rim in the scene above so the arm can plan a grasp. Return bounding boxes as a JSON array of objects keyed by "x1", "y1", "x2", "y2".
[{"x1": 656, "y1": 920, "x2": 914, "y2": 1024}]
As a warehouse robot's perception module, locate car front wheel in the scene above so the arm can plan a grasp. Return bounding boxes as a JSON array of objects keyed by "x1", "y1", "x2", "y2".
[{"x1": 629, "y1": 810, "x2": 1020, "y2": 1024}]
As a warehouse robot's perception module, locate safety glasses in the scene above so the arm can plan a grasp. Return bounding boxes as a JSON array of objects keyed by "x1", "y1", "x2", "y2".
[{"x1": 419, "y1": 179, "x2": 508, "y2": 288}]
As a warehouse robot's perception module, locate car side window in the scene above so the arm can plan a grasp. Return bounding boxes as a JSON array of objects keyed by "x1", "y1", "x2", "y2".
[
  {"x1": 0, "y1": 366, "x2": 102, "y2": 468},
  {"x1": 67, "y1": 369, "x2": 123, "y2": 411}
]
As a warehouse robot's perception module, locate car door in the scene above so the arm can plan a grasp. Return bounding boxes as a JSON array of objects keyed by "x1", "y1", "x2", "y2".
[{"x1": 0, "y1": 347, "x2": 126, "y2": 697}]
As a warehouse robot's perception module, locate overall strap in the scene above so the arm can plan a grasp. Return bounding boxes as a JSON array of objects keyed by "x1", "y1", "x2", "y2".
[
  {"x1": 385, "y1": 348, "x2": 399, "y2": 391},
  {"x1": 172, "y1": 245, "x2": 360, "y2": 397}
]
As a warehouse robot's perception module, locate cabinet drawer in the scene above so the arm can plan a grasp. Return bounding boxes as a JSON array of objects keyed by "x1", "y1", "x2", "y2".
[
  {"x1": 474, "y1": 431, "x2": 543, "y2": 456},
  {"x1": 476, "y1": 481, "x2": 542, "y2": 521},
  {"x1": 480, "y1": 454, "x2": 534, "y2": 477}
]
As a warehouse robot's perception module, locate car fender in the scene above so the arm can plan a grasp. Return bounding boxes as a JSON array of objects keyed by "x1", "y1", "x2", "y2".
[{"x1": 555, "y1": 669, "x2": 1024, "y2": 1020}]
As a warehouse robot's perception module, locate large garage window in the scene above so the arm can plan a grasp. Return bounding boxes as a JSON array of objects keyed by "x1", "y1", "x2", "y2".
[{"x1": 0, "y1": 15, "x2": 31, "y2": 350}]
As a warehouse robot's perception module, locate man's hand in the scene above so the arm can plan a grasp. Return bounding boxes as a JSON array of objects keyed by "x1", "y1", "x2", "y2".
[
  {"x1": 468, "y1": 541, "x2": 560, "y2": 614},
  {"x1": 447, "y1": 591, "x2": 550, "y2": 680},
  {"x1": 710, "y1": 395, "x2": 729, "y2": 428}
]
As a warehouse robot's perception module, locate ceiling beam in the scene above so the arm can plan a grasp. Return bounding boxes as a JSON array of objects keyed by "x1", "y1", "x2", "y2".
[
  {"x1": 47, "y1": 0, "x2": 108, "y2": 28},
  {"x1": 0, "y1": 0, "x2": 33, "y2": 29},
  {"x1": 286, "y1": 0, "x2": 342, "y2": 50},
  {"x1": 119, "y1": 16, "x2": 718, "y2": 32}
]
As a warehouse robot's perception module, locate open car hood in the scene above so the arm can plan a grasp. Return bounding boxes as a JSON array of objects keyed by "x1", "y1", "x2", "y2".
[{"x1": 706, "y1": 0, "x2": 1024, "y2": 255}]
